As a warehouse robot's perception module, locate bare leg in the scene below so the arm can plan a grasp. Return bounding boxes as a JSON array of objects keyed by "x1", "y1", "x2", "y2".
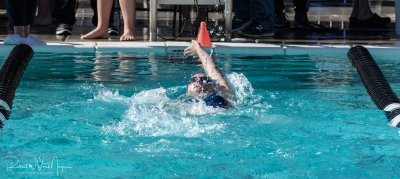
[
  {"x1": 350, "y1": 0, "x2": 359, "y2": 19},
  {"x1": 14, "y1": 25, "x2": 30, "y2": 38},
  {"x1": 34, "y1": 0, "x2": 53, "y2": 25},
  {"x1": 25, "y1": 25, "x2": 30, "y2": 37},
  {"x1": 14, "y1": 26, "x2": 27, "y2": 38},
  {"x1": 358, "y1": 0, "x2": 374, "y2": 20},
  {"x1": 119, "y1": 0, "x2": 136, "y2": 41},
  {"x1": 81, "y1": 0, "x2": 112, "y2": 40}
]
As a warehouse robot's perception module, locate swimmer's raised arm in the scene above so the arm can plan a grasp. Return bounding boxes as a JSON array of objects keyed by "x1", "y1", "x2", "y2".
[{"x1": 184, "y1": 40, "x2": 234, "y2": 101}]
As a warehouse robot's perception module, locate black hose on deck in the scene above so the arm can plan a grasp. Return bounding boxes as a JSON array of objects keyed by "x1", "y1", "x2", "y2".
[
  {"x1": 347, "y1": 45, "x2": 400, "y2": 127},
  {"x1": 0, "y1": 44, "x2": 34, "y2": 125}
]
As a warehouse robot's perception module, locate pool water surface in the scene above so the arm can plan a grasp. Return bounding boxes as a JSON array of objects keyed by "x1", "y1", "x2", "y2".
[{"x1": 1, "y1": 49, "x2": 400, "y2": 178}]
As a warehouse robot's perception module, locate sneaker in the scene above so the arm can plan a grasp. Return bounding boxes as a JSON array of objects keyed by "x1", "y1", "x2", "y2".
[
  {"x1": 232, "y1": 18, "x2": 252, "y2": 32},
  {"x1": 349, "y1": 14, "x2": 391, "y2": 29},
  {"x1": 108, "y1": 26, "x2": 119, "y2": 36},
  {"x1": 294, "y1": 12, "x2": 312, "y2": 29},
  {"x1": 275, "y1": 13, "x2": 290, "y2": 28},
  {"x1": 348, "y1": 17, "x2": 358, "y2": 28},
  {"x1": 56, "y1": 23, "x2": 72, "y2": 35},
  {"x1": 25, "y1": 34, "x2": 46, "y2": 46},
  {"x1": 239, "y1": 21, "x2": 274, "y2": 38},
  {"x1": 4, "y1": 34, "x2": 25, "y2": 45}
]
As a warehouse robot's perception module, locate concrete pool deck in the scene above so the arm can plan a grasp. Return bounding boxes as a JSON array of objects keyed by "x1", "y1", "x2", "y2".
[
  {"x1": 1, "y1": 0, "x2": 399, "y2": 46},
  {"x1": 1, "y1": 1, "x2": 400, "y2": 57}
]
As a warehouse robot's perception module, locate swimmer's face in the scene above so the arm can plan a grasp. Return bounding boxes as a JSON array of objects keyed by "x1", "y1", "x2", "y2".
[{"x1": 187, "y1": 74, "x2": 215, "y2": 95}]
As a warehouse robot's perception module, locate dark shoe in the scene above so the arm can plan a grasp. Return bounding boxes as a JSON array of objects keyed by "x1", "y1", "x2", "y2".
[
  {"x1": 294, "y1": 21, "x2": 310, "y2": 29},
  {"x1": 232, "y1": 18, "x2": 252, "y2": 32},
  {"x1": 294, "y1": 12, "x2": 310, "y2": 28},
  {"x1": 108, "y1": 26, "x2": 119, "y2": 36},
  {"x1": 349, "y1": 17, "x2": 359, "y2": 28},
  {"x1": 294, "y1": 14, "x2": 329, "y2": 31},
  {"x1": 239, "y1": 21, "x2": 274, "y2": 38},
  {"x1": 56, "y1": 23, "x2": 72, "y2": 35},
  {"x1": 350, "y1": 13, "x2": 391, "y2": 29},
  {"x1": 294, "y1": 21, "x2": 327, "y2": 30},
  {"x1": 274, "y1": 12, "x2": 290, "y2": 28}
]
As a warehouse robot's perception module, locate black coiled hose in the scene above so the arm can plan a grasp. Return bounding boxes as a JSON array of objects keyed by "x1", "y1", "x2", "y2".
[
  {"x1": 347, "y1": 45, "x2": 400, "y2": 127},
  {"x1": 0, "y1": 44, "x2": 34, "y2": 125}
]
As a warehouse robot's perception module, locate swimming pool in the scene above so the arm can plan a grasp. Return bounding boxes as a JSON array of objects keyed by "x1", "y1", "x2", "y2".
[{"x1": 1, "y1": 42, "x2": 400, "y2": 178}]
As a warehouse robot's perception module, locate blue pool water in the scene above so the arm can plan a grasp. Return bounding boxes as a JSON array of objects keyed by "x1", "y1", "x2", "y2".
[{"x1": 1, "y1": 49, "x2": 400, "y2": 178}]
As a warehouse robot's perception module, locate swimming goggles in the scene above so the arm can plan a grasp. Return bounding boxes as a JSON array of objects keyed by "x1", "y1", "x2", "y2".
[{"x1": 188, "y1": 76, "x2": 213, "y2": 84}]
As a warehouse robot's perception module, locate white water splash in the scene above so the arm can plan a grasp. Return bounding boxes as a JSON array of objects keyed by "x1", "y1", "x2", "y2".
[
  {"x1": 227, "y1": 72, "x2": 254, "y2": 105},
  {"x1": 103, "y1": 87, "x2": 225, "y2": 137},
  {"x1": 98, "y1": 72, "x2": 268, "y2": 137},
  {"x1": 88, "y1": 85, "x2": 130, "y2": 104}
]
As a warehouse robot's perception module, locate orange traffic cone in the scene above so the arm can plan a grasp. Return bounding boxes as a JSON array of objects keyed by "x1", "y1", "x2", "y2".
[{"x1": 197, "y1": 21, "x2": 212, "y2": 47}]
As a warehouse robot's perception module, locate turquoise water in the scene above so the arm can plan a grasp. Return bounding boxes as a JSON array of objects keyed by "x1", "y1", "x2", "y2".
[{"x1": 1, "y1": 50, "x2": 400, "y2": 178}]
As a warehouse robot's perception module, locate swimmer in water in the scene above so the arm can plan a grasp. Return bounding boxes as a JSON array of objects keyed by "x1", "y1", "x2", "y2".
[{"x1": 183, "y1": 40, "x2": 234, "y2": 108}]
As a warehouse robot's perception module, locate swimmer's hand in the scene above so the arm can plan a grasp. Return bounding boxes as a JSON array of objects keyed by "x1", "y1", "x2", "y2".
[{"x1": 184, "y1": 40, "x2": 201, "y2": 57}]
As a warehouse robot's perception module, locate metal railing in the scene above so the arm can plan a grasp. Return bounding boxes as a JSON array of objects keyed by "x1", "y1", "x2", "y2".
[{"x1": 149, "y1": 0, "x2": 232, "y2": 41}]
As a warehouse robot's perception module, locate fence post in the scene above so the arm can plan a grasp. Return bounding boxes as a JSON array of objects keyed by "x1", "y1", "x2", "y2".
[{"x1": 396, "y1": 0, "x2": 400, "y2": 35}]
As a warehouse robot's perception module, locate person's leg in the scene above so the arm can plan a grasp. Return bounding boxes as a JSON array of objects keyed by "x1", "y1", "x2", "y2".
[
  {"x1": 91, "y1": 0, "x2": 116, "y2": 27},
  {"x1": 107, "y1": 0, "x2": 119, "y2": 36},
  {"x1": 274, "y1": 0, "x2": 290, "y2": 28},
  {"x1": 24, "y1": 25, "x2": 30, "y2": 36},
  {"x1": 350, "y1": 0, "x2": 359, "y2": 19},
  {"x1": 54, "y1": 0, "x2": 76, "y2": 25},
  {"x1": 250, "y1": 0, "x2": 274, "y2": 30},
  {"x1": 293, "y1": 0, "x2": 309, "y2": 25},
  {"x1": 233, "y1": 0, "x2": 250, "y2": 21},
  {"x1": 119, "y1": 0, "x2": 135, "y2": 41},
  {"x1": 5, "y1": 0, "x2": 44, "y2": 45},
  {"x1": 6, "y1": 0, "x2": 27, "y2": 37},
  {"x1": 349, "y1": 0, "x2": 390, "y2": 28},
  {"x1": 35, "y1": 0, "x2": 53, "y2": 25},
  {"x1": 91, "y1": 0, "x2": 98, "y2": 25},
  {"x1": 5, "y1": 0, "x2": 45, "y2": 45},
  {"x1": 109, "y1": 0, "x2": 116, "y2": 27},
  {"x1": 13, "y1": 26, "x2": 26, "y2": 38},
  {"x1": 54, "y1": 0, "x2": 76, "y2": 35},
  {"x1": 240, "y1": 0, "x2": 274, "y2": 37},
  {"x1": 232, "y1": 0, "x2": 252, "y2": 32},
  {"x1": 25, "y1": 0, "x2": 46, "y2": 45},
  {"x1": 274, "y1": 0, "x2": 285, "y2": 14},
  {"x1": 193, "y1": 6, "x2": 208, "y2": 29},
  {"x1": 6, "y1": 0, "x2": 37, "y2": 37},
  {"x1": 25, "y1": 0, "x2": 38, "y2": 37},
  {"x1": 357, "y1": 0, "x2": 374, "y2": 20},
  {"x1": 81, "y1": 0, "x2": 113, "y2": 39},
  {"x1": 181, "y1": 6, "x2": 196, "y2": 32}
]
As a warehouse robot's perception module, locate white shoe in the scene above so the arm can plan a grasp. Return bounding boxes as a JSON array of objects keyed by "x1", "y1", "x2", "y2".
[
  {"x1": 25, "y1": 34, "x2": 46, "y2": 46},
  {"x1": 3, "y1": 34, "x2": 25, "y2": 45}
]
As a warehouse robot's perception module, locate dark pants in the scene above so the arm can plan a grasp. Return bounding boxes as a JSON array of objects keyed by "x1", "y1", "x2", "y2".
[
  {"x1": 5, "y1": 0, "x2": 37, "y2": 27},
  {"x1": 91, "y1": 0, "x2": 116, "y2": 27},
  {"x1": 274, "y1": 0, "x2": 309, "y2": 14},
  {"x1": 233, "y1": 0, "x2": 274, "y2": 30},
  {"x1": 54, "y1": 0, "x2": 77, "y2": 25}
]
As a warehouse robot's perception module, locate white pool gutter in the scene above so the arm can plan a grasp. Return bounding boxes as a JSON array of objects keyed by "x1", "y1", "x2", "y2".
[{"x1": 1, "y1": 41, "x2": 400, "y2": 57}]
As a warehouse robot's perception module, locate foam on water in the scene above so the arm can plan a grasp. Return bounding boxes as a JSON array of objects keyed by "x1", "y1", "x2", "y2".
[
  {"x1": 227, "y1": 72, "x2": 255, "y2": 105},
  {"x1": 101, "y1": 72, "x2": 257, "y2": 138},
  {"x1": 101, "y1": 88, "x2": 226, "y2": 137}
]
